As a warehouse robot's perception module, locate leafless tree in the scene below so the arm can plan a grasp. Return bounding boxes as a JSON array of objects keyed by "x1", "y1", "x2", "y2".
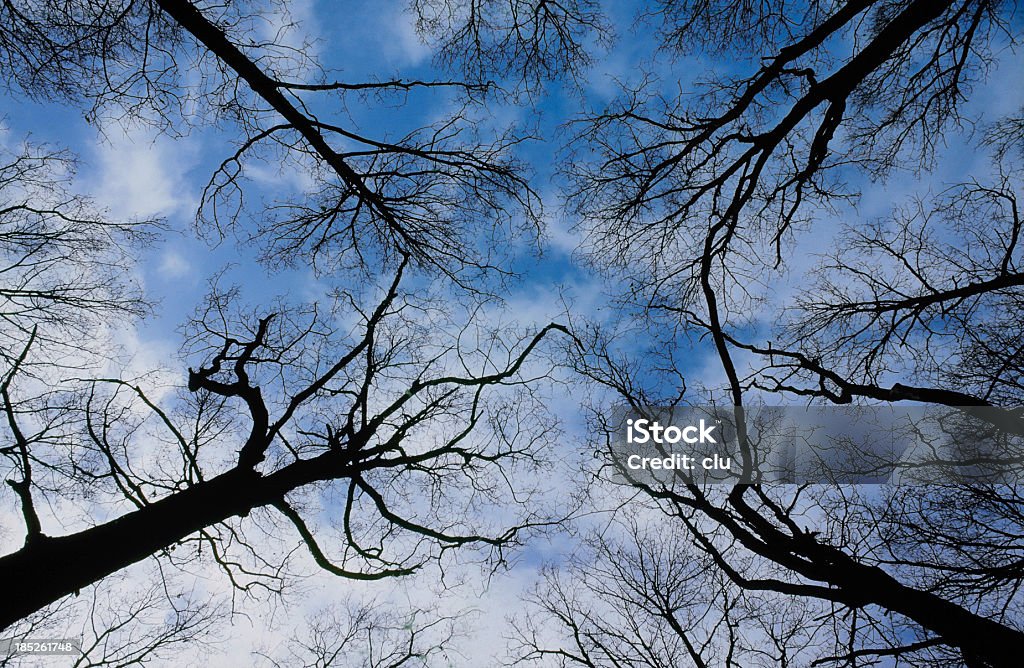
[
  {"x1": 512, "y1": 511, "x2": 867, "y2": 668},
  {"x1": 1, "y1": 570, "x2": 220, "y2": 667},
  {"x1": 255, "y1": 602, "x2": 461, "y2": 668},
  {"x1": 548, "y1": 1, "x2": 1024, "y2": 667},
  {"x1": 0, "y1": 0, "x2": 603, "y2": 283},
  {"x1": 0, "y1": 0, "x2": 591, "y2": 658},
  {"x1": 0, "y1": 143, "x2": 153, "y2": 367}
]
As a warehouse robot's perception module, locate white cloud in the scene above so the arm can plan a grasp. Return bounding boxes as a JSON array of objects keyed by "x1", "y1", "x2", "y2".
[
  {"x1": 386, "y1": 5, "x2": 433, "y2": 66},
  {"x1": 258, "y1": 0, "x2": 319, "y2": 54},
  {"x1": 353, "y1": 0, "x2": 433, "y2": 67},
  {"x1": 89, "y1": 126, "x2": 197, "y2": 220},
  {"x1": 157, "y1": 248, "x2": 193, "y2": 280}
]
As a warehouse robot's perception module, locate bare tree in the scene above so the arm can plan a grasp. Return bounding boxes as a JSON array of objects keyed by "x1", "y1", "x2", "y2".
[
  {"x1": 1, "y1": 569, "x2": 220, "y2": 667},
  {"x1": 0, "y1": 0, "x2": 589, "y2": 282},
  {"x1": 0, "y1": 143, "x2": 153, "y2": 367},
  {"x1": 255, "y1": 602, "x2": 461, "y2": 668},
  {"x1": 512, "y1": 512, "x2": 862, "y2": 668},
  {"x1": 0, "y1": 0, "x2": 590, "y2": 653},
  {"x1": 0, "y1": 240, "x2": 567, "y2": 630},
  {"x1": 553, "y1": 1, "x2": 1024, "y2": 667}
]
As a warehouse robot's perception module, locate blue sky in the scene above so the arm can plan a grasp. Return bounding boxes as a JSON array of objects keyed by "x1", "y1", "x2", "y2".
[
  {"x1": 0, "y1": 0, "x2": 610, "y2": 358},
  {"x1": 2, "y1": 0, "x2": 1022, "y2": 514},
  {"x1": 3, "y1": 2, "x2": 1024, "y2": 660},
  {"x1": 3, "y1": 0, "x2": 1017, "y2": 418}
]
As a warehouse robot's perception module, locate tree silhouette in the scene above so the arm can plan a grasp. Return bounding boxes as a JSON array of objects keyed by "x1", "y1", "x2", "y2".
[
  {"x1": 547, "y1": 1, "x2": 1024, "y2": 667},
  {"x1": 6, "y1": 0, "x2": 1023, "y2": 665},
  {"x1": 0, "y1": 0, "x2": 581, "y2": 644},
  {"x1": 255, "y1": 603, "x2": 460, "y2": 667},
  {"x1": 0, "y1": 143, "x2": 153, "y2": 367}
]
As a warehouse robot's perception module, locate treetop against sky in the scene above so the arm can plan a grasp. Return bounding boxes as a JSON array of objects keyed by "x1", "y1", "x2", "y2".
[{"x1": 1, "y1": 1, "x2": 1024, "y2": 666}]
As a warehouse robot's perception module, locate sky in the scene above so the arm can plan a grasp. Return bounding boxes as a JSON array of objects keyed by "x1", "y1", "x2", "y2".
[
  {"x1": 2, "y1": 0, "x2": 1024, "y2": 664},
  {"x1": 0, "y1": 4, "x2": 618, "y2": 662},
  {"x1": 0, "y1": 0, "x2": 616, "y2": 360}
]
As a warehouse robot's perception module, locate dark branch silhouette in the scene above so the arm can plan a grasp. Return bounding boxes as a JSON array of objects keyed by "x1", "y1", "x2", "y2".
[{"x1": 559, "y1": 2, "x2": 1024, "y2": 667}]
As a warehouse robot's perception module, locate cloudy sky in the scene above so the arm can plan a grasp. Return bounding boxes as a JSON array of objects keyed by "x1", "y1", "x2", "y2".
[{"x1": 2, "y1": 0, "x2": 1024, "y2": 664}]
